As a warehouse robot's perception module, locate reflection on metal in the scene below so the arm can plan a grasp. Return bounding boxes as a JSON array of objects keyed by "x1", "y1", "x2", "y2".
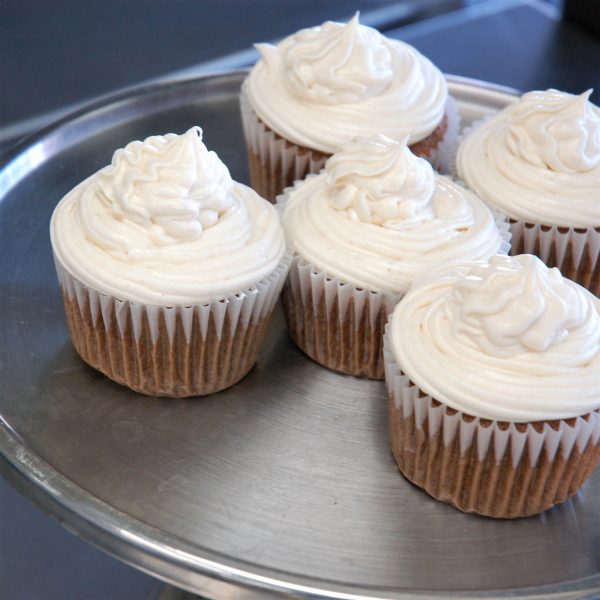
[{"x1": 1, "y1": 71, "x2": 599, "y2": 600}]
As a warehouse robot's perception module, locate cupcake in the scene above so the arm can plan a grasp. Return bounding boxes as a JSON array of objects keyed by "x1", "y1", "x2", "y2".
[
  {"x1": 456, "y1": 89, "x2": 600, "y2": 295},
  {"x1": 50, "y1": 127, "x2": 290, "y2": 397},
  {"x1": 278, "y1": 135, "x2": 509, "y2": 379},
  {"x1": 384, "y1": 254, "x2": 600, "y2": 518},
  {"x1": 241, "y1": 13, "x2": 458, "y2": 202}
]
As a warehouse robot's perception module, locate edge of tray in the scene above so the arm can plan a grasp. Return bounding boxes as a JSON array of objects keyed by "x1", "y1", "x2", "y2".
[{"x1": 2, "y1": 70, "x2": 598, "y2": 600}]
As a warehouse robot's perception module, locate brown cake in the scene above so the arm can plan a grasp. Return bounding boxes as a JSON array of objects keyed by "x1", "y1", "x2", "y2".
[
  {"x1": 50, "y1": 126, "x2": 290, "y2": 397},
  {"x1": 278, "y1": 135, "x2": 509, "y2": 379},
  {"x1": 385, "y1": 255, "x2": 600, "y2": 517}
]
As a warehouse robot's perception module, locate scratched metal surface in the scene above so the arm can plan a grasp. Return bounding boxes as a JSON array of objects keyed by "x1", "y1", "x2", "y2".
[{"x1": 1, "y1": 72, "x2": 599, "y2": 600}]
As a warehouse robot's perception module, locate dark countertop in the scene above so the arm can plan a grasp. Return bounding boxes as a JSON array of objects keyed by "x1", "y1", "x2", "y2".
[
  {"x1": 393, "y1": 0, "x2": 600, "y2": 99},
  {"x1": 0, "y1": 476, "x2": 162, "y2": 600},
  {"x1": 1, "y1": 1, "x2": 599, "y2": 599},
  {"x1": 0, "y1": 0, "x2": 398, "y2": 126},
  {"x1": 0, "y1": 0, "x2": 447, "y2": 145},
  {"x1": 3, "y1": 0, "x2": 599, "y2": 153}
]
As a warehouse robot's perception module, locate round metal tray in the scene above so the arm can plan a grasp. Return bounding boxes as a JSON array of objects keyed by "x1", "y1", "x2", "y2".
[{"x1": 1, "y1": 71, "x2": 599, "y2": 600}]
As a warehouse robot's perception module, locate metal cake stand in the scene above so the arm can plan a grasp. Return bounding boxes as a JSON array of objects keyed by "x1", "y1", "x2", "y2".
[{"x1": 1, "y1": 71, "x2": 598, "y2": 600}]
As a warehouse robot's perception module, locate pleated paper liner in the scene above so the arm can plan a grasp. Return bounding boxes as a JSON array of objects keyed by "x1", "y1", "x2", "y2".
[
  {"x1": 240, "y1": 84, "x2": 328, "y2": 204},
  {"x1": 453, "y1": 118, "x2": 599, "y2": 295},
  {"x1": 54, "y1": 252, "x2": 292, "y2": 398},
  {"x1": 240, "y1": 80, "x2": 460, "y2": 203},
  {"x1": 282, "y1": 255, "x2": 402, "y2": 379},
  {"x1": 510, "y1": 221, "x2": 600, "y2": 296},
  {"x1": 383, "y1": 327, "x2": 600, "y2": 518},
  {"x1": 276, "y1": 181, "x2": 511, "y2": 380}
]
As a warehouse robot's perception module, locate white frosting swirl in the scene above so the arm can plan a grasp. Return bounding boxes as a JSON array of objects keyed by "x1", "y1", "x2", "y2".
[
  {"x1": 457, "y1": 89, "x2": 600, "y2": 227},
  {"x1": 245, "y1": 15, "x2": 448, "y2": 153},
  {"x1": 390, "y1": 254, "x2": 600, "y2": 421},
  {"x1": 506, "y1": 89, "x2": 600, "y2": 173},
  {"x1": 96, "y1": 128, "x2": 235, "y2": 245},
  {"x1": 282, "y1": 14, "x2": 393, "y2": 104},
  {"x1": 281, "y1": 136, "x2": 505, "y2": 294},
  {"x1": 327, "y1": 135, "x2": 435, "y2": 225},
  {"x1": 51, "y1": 127, "x2": 285, "y2": 305}
]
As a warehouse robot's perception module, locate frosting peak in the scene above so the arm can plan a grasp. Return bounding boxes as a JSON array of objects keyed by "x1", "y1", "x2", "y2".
[
  {"x1": 96, "y1": 127, "x2": 235, "y2": 246},
  {"x1": 456, "y1": 88, "x2": 600, "y2": 227},
  {"x1": 449, "y1": 255, "x2": 591, "y2": 357},
  {"x1": 506, "y1": 89, "x2": 600, "y2": 173},
  {"x1": 325, "y1": 135, "x2": 435, "y2": 225},
  {"x1": 280, "y1": 139, "x2": 507, "y2": 295},
  {"x1": 246, "y1": 16, "x2": 448, "y2": 153},
  {"x1": 390, "y1": 254, "x2": 600, "y2": 421},
  {"x1": 258, "y1": 13, "x2": 393, "y2": 105}
]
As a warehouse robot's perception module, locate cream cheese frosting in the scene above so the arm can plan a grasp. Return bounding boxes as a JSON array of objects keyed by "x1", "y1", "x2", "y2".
[
  {"x1": 280, "y1": 136, "x2": 506, "y2": 294},
  {"x1": 457, "y1": 89, "x2": 600, "y2": 227},
  {"x1": 51, "y1": 127, "x2": 285, "y2": 305},
  {"x1": 390, "y1": 254, "x2": 600, "y2": 422},
  {"x1": 245, "y1": 14, "x2": 448, "y2": 153}
]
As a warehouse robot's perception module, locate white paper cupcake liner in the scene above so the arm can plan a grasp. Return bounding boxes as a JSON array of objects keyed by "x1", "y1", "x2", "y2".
[
  {"x1": 453, "y1": 117, "x2": 598, "y2": 293},
  {"x1": 383, "y1": 325, "x2": 600, "y2": 518},
  {"x1": 240, "y1": 82, "x2": 329, "y2": 203},
  {"x1": 509, "y1": 221, "x2": 600, "y2": 295},
  {"x1": 54, "y1": 251, "x2": 292, "y2": 397},
  {"x1": 276, "y1": 173, "x2": 511, "y2": 379},
  {"x1": 282, "y1": 254, "x2": 402, "y2": 379},
  {"x1": 241, "y1": 81, "x2": 461, "y2": 202}
]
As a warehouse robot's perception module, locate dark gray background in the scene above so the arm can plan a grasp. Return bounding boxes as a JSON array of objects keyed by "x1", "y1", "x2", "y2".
[{"x1": 1, "y1": 1, "x2": 599, "y2": 599}]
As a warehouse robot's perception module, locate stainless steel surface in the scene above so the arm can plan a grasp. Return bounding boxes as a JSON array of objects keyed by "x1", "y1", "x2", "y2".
[{"x1": 1, "y1": 71, "x2": 599, "y2": 600}]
